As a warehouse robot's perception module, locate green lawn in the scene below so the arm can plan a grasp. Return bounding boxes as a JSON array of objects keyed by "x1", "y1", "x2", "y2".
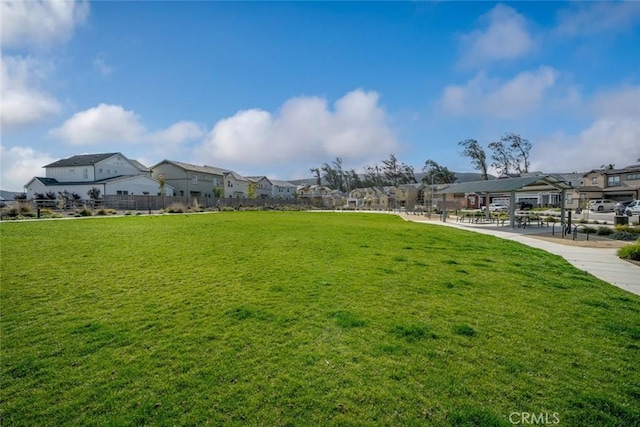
[{"x1": 1, "y1": 212, "x2": 639, "y2": 426}]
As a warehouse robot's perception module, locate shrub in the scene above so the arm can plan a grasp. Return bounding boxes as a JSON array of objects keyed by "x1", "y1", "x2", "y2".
[
  {"x1": 97, "y1": 209, "x2": 109, "y2": 216},
  {"x1": 618, "y1": 244, "x2": 640, "y2": 261},
  {"x1": 578, "y1": 226, "x2": 598, "y2": 234},
  {"x1": 2, "y1": 202, "x2": 34, "y2": 218},
  {"x1": 166, "y1": 203, "x2": 188, "y2": 213},
  {"x1": 609, "y1": 231, "x2": 638, "y2": 241},
  {"x1": 596, "y1": 226, "x2": 613, "y2": 236},
  {"x1": 614, "y1": 225, "x2": 640, "y2": 234},
  {"x1": 77, "y1": 207, "x2": 93, "y2": 217}
]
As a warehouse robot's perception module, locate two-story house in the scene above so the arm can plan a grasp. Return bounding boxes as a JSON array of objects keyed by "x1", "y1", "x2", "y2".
[
  {"x1": 580, "y1": 164, "x2": 640, "y2": 204},
  {"x1": 223, "y1": 171, "x2": 250, "y2": 198},
  {"x1": 25, "y1": 153, "x2": 170, "y2": 200},
  {"x1": 151, "y1": 160, "x2": 227, "y2": 198},
  {"x1": 270, "y1": 180, "x2": 297, "y2": 199},
  {"x1": 246, "y1": 176, "x2": 273, "y2": 199}
]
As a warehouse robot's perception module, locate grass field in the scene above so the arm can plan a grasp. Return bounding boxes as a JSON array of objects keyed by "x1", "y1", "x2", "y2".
[{"x1": 1, "y1": 212, "x2": 639, "y2": 426}]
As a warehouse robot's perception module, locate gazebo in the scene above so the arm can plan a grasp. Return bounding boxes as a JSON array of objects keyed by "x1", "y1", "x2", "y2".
[{"x1": 436, "y1": 175, "x2": 573, "y2": 229}]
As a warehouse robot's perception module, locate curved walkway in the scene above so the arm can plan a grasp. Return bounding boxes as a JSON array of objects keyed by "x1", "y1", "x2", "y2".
[{"x1": 400, "y1": 214, "x2": 639, "y2": 296}]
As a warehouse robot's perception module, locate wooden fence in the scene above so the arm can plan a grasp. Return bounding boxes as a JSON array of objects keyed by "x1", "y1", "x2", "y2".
[{"x1": 100, "y1": 195, "x2": 308, "y2": 211}]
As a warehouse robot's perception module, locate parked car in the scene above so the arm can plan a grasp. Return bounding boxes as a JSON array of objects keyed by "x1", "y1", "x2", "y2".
[
  {"x1": 624, "y1": 200, "x2": 640, "y2": 216},
  {"x1": 516, "y1": 201, "x2": 533, "y2": 210},
  {"x1": 481, "y1": 203, "x2": 509, "y2": 213},
  {"x1": 615, "y1": 200, "x2": 632, "y2": 215},
  {"x1": 587, "y1": 199, "x2": 616, "y2": 212}
]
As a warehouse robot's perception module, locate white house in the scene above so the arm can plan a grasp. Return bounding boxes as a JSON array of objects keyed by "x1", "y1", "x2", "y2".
[
  {"x1": 224, "y1": 171, "x2": 250, "y2": 198},
  {"x1": 24, "y1": 153, "x2": 171, "y2": 199}
]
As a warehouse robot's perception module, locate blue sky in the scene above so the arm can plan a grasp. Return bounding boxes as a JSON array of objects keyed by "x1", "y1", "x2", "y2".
[{"x1": 2, "y1": 1, "x2": 640, "y2": 191}]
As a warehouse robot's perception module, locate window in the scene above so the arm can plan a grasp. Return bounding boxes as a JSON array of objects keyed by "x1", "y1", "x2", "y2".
[
  {"x1": 83, "y1": 168, "x2": 88, "y2": 179},
  {"x1": 566, "y1": 194, "x2": 573, "y2": 204},
  {"x1": 591, "y1": 177, "x2": 597, "y2": 185},
  {"x1": 607, "y1": 176, "x2": 620, "y2": 186},
  {"x1": 99, "y1": 168, "x2": 103, "y2": 173},
  {"x1": 116, "y1": 190, "x2": 129, "y2": 195},
  {"x1": 227, "y1": 180, "x2": 233, "y2": 187},
  {"x1": 627, "y1": 173, "x2": 640, "y2": 180},
  {"x1": 192, "y1": 174, "x2": 198, "y2": 184}
]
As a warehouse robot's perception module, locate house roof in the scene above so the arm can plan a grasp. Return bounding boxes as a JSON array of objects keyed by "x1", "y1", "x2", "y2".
[
  {"x1": 224, "y1": 171, "x2": 250, "y2": 182},
  {"x1": 270, "y1": 180, "x2": 297, "y2": 187},
  {"x1": 154, "y1": 160, "x2": 229, "y2": 175},
  {"x1": 44, "y1": 153, "x2": 120, "y2": 168},
  {"x1": 27, "y1": 175, "x2": 159, "y2": 187},
  {"x1": 129, "y1": 159, "x2": 150, "y2": 172},
  {"x1": 437, "y1": 175, "x2": 572, "y2": 195},
  {"x1": 246, "y1": 176, "x2": 272, "y2": 184}
]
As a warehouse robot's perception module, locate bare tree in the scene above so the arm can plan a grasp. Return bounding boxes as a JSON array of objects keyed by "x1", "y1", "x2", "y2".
[
  {"x1": 488, "y1": 140, "x2": 514, "y2": 175},
  {"x1": 309, "y1": 167, "x2": 322, "y2": 186},
  {"x1": 458, "y1": 139, "x2": 489, "y2": 180},
  {"x1": 502, "y1": 132, "x2": 532, "y2": 173}
]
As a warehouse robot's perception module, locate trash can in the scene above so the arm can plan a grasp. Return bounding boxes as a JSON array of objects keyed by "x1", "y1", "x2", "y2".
[{"x1": 614, "y1": 215, "x2": 628, "y2": 226}]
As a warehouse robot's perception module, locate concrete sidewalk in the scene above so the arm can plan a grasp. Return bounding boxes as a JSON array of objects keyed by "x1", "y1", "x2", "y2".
[{"x1": 402, "y1": 215, "x2": 639, "y2": 296}]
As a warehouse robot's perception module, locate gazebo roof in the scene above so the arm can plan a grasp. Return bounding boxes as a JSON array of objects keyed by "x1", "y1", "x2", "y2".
[{"x1": 436, "y1": 175, "x2": 572, "y2": 195}]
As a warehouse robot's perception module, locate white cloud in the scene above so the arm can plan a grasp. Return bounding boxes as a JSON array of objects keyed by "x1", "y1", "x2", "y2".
[
  {"x1": 49, "y1": 104, "x2": 206, "y2": 160},
  {"x1": 531, "y1": 85, "x2": 640, "y2": 172},
  {"x1": 0, "y1": 146, "x2": 56, "y2": 191},
  {"x1": 50, "y1": 104, "x2": 146, "y2": 145},
  {"x1": 0, "y1": 0, "x2": 89, "y2": 48},
  {"x1": 440, "y1": 66, "x2": 558, "y2": 119},
  {"x1": 460, "y1": 4, "x2": 534, "y2": 67},
  {"x1": 148, "y1": 121, "x2": 206, "y2": 154},
  {"x1": 195, "y1": 89, "x2": 399, "y2": 167},
  {"x1": 0, "y1": 55, "x2": 61, "y2": 128},
  {"x1": 555, "y1": 1, "x2": 640, "y2": 37}
]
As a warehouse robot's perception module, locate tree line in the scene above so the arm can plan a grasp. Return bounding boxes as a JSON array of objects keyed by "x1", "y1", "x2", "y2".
[
  {"x1": 310, "y1": 154, "x2": 456, "y2": 192},
  {"x1": 311, "y1": 132, "x2": 533, "y2": 191}
]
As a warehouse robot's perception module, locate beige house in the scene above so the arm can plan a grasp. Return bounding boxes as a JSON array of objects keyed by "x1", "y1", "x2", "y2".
[
  {"x1": 347, "y1": 187, "x2": 393, "y2": 210},
  {"x1": 580, "y1": 164, "x2": 640, "y2": 203}
]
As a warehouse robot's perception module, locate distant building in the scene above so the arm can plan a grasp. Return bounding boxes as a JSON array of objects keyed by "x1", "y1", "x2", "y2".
[{"x1": 25, "y1": 153, "x2": 170, "y2": 200}]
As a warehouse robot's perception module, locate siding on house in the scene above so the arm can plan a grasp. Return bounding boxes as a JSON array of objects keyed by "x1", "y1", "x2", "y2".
[
  {"x1": 224, "y1": 171, "x2": 250, "y2": 198},
  {"x1": 44, "y1": 153, "x2": 141, "y2": 183},
  {"x1": 25, "y1": 175, "x2": 174, "y2": 200},
  {"x1": 246, "y1": 176, "x2": 273, "y2": 198},
  {"x1": 151, "y1": 160, "x2": 227, "y2": 197},
  {"x1": 270, "y1": 180, "x2": 297, "y2": 199},
  {"x1": 25, "y1": 153, "x2": 165, "y2": 199}
]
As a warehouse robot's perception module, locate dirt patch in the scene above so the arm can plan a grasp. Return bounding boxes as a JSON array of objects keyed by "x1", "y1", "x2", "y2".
[{"x1": 527, "y1": 232, "x2": 633, "y2": 249}]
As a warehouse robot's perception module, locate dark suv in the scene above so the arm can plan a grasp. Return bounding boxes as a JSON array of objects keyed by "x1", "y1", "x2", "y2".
[{"x1": 516, "y1": 201, "x2": 533, "y2": 210}]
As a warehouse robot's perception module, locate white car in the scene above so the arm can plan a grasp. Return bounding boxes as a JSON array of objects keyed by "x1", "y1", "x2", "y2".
[
  {"x1": 588, "y1": 199, "x2": 616, "y2": 212},
  {"x1": 624, "y1": 200, "x2": 640, "y2": 216},
  {"x1": 481, "y1": 203, "x2": 509, "y2": 213}
]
